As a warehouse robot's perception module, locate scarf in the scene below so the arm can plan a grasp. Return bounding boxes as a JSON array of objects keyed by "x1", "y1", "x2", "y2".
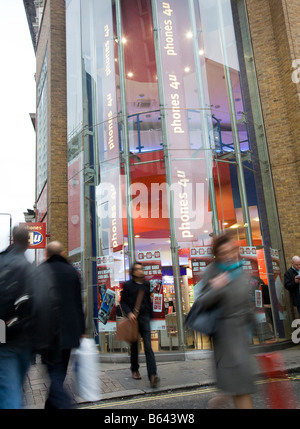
[{"x1": 216, "y1": 260, "x2": 244, "y2": 280}]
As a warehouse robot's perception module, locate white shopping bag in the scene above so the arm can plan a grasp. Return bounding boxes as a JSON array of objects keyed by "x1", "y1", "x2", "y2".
[{"x1": 73, "y1": 338, "x2": 101, "y2": 402}]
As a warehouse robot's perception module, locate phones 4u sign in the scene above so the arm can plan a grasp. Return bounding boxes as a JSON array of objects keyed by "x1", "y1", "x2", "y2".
[{"x1": 20, "y1": 222, "x2": 47, "y2": 249}]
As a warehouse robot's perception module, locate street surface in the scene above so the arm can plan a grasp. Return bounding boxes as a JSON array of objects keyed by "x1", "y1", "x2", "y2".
[{"x1": 78, "y1": 371, "x2": 300, "y2": 410}]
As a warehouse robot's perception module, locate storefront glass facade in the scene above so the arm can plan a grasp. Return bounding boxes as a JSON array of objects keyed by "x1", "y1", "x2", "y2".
[{"x1": 65, "y1": 0, "x2": 292, "y2": 352}]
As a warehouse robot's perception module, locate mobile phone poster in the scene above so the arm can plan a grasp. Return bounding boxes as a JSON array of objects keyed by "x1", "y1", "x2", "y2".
[
  {"x1": 97, "y1": 255, "x2": 119, "y2": 332},
  {"x1": 137, "y1": 249, "x2": 166, "y2": 331}
]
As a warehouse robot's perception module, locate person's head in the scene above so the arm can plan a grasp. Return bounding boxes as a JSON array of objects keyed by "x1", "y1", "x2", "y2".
[
  {"x1": 130, "y1": 262, "x2": 144, "y2": 281},
  {"x1": 12, "y1": 226, "x2": 29, "y2": 251},
  {"x1": 292, "y1": 256, "x2": 300, "y2": 271},
  {"x1": 46, "y1": 241, "x2": 64, "y2": 258},
  {"x1": 212, "y1": 231, "x2": 239, "y2": 264}
]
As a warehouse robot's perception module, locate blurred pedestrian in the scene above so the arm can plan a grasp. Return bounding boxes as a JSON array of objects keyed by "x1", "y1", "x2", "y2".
[
  {"x1": 120, "y1": 262, "x2": 159, "y2": 388},
  {"x1": 0, "y1": 226, "x2": 35, "y2": 409},
  {"x1": 284, "y1": 256, "x2": 300, "y2": 317},
  {"x1": 40, "y1": 241, "x2": 85, "y2": 409},
  {"x1": 198, "y1": 232, "x2": 255, "y2": 409}
]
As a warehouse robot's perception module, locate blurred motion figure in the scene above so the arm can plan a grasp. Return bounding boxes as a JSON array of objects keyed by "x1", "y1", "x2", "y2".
[
  {"x1": 0, "y1": 226, "x2": 35, "y2": 409},
  {"x1": 198, "y1": 232, "x2": 255, "y2": 409},
  {"x1": 38, "y1": 241, "x2": 85, "y2": 409}
]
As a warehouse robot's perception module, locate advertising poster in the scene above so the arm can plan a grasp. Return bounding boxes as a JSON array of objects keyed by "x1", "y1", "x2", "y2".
[
  {"x1": 190, "y1": 246, "x2": 214, "y2": 286},
  {"x1": 271, "y1": 248, "x2": 287, "y2": 320},
  {"x1": 240, "y1": 246, "x2": 266, "y2": 323},
  {"x1": 97, "y1": 255, "x2": 118, "y2": 333},
  {"x1": 239, "y1": 246, "x2": 259, "y2": 278},
  {"x1": 137, "y1": 250, "x2": 166, "y2": 330}
]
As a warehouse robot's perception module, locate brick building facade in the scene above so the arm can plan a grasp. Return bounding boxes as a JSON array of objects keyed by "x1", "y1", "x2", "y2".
[
  {"x1": 246, "y1": 0, "x2": 300, "y2": 264},
  {"x1": 23, "y1": 0, "x2": 300, "y2": 348}
]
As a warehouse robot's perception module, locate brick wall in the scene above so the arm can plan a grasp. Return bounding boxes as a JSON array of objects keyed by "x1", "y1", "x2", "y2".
[
  {"x1": 36, "y1": 0, "x2": 68, "y2": 251},
  {"x1": 246, "y1": 0, "x2": 300, "y2": 265}
]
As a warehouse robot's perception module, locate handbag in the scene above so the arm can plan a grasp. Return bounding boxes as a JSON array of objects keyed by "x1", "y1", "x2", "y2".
[
  {"x1": 185, "y1": 296, "x2": 221, "y2": 337},
  {"x1": 115, "y1": 289, "x2": 144, "y2": 343}
]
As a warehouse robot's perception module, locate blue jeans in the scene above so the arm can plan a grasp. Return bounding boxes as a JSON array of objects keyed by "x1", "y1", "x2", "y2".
[{"x1": 0, "y1": 347, "x2": 31, "y2": 409}]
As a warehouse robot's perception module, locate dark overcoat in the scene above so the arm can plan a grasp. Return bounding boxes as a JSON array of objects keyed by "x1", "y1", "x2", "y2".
[
  {"x1": 45, "y1": 254, "x2": 85, "y2": 350},
  {"x1": 284, "y1": 267, "x2": 300, "y2": 307}
]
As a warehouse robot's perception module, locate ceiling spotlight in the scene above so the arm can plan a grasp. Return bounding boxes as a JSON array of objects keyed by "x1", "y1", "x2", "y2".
[
  {"x1": 184, "y1": 66, "x2": 190, "y2": 73},
  {"x1": 122, "y1": 37, "x2": 127, "y2": 44},
  {"x1": 186, "y1": 31, "x2": 193, "y2": 39},
  {"x1": 127, "y1": 72, "x2": 133, "y2": 78},
  {"x1": 199, "y1": 49, "x2": 205, "y2": 55}
]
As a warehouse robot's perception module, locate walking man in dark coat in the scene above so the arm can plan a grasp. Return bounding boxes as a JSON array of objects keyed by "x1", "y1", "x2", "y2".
[
  {"x1": 120, "y1": 262, "x2": 159, "y2": 388},
  {"x1": 41, "y1": 241, "x2": 85, "y2": 409}
]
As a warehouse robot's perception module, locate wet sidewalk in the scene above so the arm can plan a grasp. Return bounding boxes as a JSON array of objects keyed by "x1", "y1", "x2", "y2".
[{"x1": 23, "y1": 342, "x2": 300, "y2": 409}]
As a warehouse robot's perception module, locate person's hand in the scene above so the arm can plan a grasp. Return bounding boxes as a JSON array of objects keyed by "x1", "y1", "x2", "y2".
[
  {"x1": 295, "y1": 276, "x2": 300, "y2": 284},
  {"x1": 209, "y1": 272, "x2": 229, "y2": 289},
  {"x1": 128, "y1": 312, "x2": 136, "y2": 321}
]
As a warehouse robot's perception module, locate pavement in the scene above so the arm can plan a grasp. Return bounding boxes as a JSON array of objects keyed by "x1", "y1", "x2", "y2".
[{"x1": 23, "y1": 341, "x2": 300, "y2": 409}]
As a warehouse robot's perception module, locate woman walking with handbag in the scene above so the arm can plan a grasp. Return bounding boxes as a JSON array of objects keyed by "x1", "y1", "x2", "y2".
[
  {"x1": 120, "y1": 262, "x2": 160, "y2": 388},
  {"x1": 198, "y1": 232, "x2": 255, "y2": 409}
]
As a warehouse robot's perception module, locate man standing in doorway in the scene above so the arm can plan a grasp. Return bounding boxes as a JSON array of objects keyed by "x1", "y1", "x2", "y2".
[
  {"x1": 284, "y1": 255, "x2": 300, "y2": 317},
  {"x1": 120, "y1": 262, "x2": 159, "y2": 388}
]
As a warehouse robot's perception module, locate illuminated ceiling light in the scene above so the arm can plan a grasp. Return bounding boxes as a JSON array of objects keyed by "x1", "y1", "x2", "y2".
[
  {"x1": 122, "y1": 37, "x2": 127, "y2": 44},
  {"x1": 135, "y1": 235, "x2": 140, "y2": 238},
  {"x1": 254, "y1": 217, "x2": 259, "y2": 222},
  {"x1": 127, "y1": 72, "x2": 133, "y2": 78},
  {"x1": 230, "y1": 224, "x2": 239, "y2": 229},
  {"x1": 186, "y1": 31, "x2": 193, "y2": 39},
  {"x1": 223, "y1": 222, "x2": 228, "y2": 225},
  {"x1": 199, "y1": 49, "x2": 205, "y2": 55},
  {"x1": 184, "y1": 66, "x2": 190, "y2": 73}
]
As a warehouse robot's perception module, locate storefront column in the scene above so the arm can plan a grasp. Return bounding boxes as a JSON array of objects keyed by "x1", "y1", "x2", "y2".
[
  {"x1": 216, "y1": 0, "x2": 253, "y2": 246},
  {"x1": 151, "y1": 0, "x2": 186, "y2": 350},
  {"x1": 188, "y1": 0, "x2": 219, "y2": 235},
  {"x1": 115, "y1": 0, "x2": 135, "y2": 267}
]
